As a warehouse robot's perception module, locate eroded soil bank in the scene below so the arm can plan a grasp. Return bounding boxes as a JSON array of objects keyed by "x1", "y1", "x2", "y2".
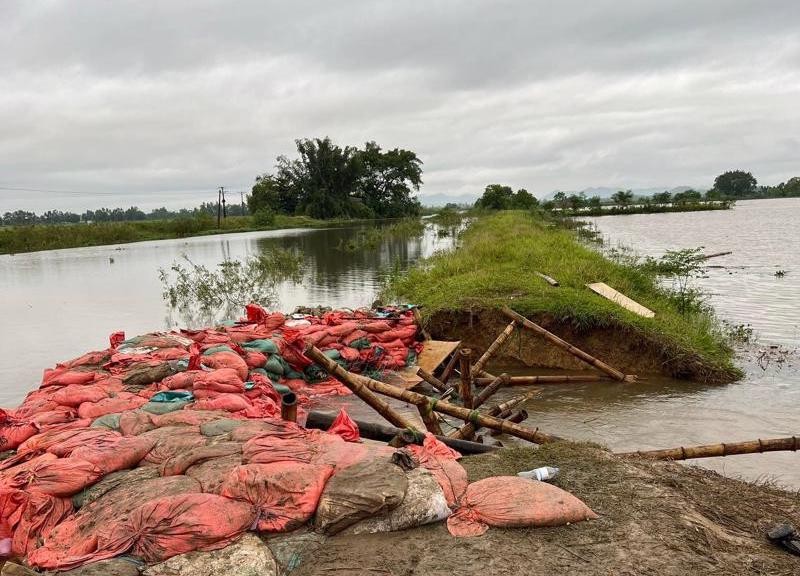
[
  {"x1": 426, "y1": 308, "x2": 741, "y2": 384},
  {"x1": 294, "y1": 442, "x2": 800, "y2": 576}
]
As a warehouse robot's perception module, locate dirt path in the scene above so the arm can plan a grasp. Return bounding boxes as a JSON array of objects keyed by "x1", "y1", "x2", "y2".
[{"x1": 292, "y1": 443, "x2": 800, "y2": 575}]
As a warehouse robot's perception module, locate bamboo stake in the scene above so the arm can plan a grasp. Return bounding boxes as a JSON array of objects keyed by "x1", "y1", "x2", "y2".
[
  {"x1": 416, "y1": 367, "x2": 448, "y2": 393},
  {"x1": 472, "y1": 321, "x2": 517, "y2": 375},
  {"x1": 489, "y1": 409, "x2": 528, "y2": 436},
  {"x1": 448, "y1": 390, "x2": 538, "y2": 440},
  {"x1": 535, "y1": 271, "x2": 560, "y2": 286},
  {"x1": 475, "y1": 375, "x2": 611, "y2": 386},
  {"x1": 618, "y1": 436, "x2": 800, "y2": 461},
  {"x1": 412, "y1": 307, "x2": 431, "y2": 340},
  {"x1": 459, "y1": 348, "x2": 474, "y2": 409},
  {"x1": 473, "y1": 373, "x2": 509, "y2": 409},
  {"x1": 501, "y1": 306, "x2": 636, "y2": 382},
  {"x1": 438, "y1": 344, "x2": 461, "y2": 385},
  {"x1": 304, "y1": 345, "x2": 419, "y2": 431},
  {"x1": 417, "y1": 403, "x2": 443, "y2": 435}
]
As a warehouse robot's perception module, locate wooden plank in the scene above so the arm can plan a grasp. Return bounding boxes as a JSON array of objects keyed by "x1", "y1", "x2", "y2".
[
  {"x1": 586, "y1": 282, "x2": 655, "y2": 318},
  {"x1": 386, "y1": 340, "x2": 461, "y2": 389}
]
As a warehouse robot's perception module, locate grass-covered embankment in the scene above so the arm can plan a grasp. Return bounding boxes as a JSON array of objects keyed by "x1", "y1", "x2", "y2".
[
  {"x1": 0, "y1": 214, "x2": 371, "y2": 255},
  {"x1": 385, "y1": 211, "x2": 740, "y2": 382}
]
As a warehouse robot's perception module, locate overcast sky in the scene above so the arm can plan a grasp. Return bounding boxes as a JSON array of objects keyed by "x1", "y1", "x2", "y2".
[{"x1": 2, "y1": 0, "x2": 799, "y2": 212}]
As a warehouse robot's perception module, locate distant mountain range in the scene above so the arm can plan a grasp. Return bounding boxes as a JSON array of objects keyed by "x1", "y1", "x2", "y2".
[{"x1": 419, "y1": 186, "x2": 700, "y2": 207}]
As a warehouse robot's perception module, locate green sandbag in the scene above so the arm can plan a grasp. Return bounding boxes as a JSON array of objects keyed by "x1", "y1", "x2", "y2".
[
  {"x1": 349, "y1": 337, "x2": 371, "y2": 350},
  {"x1": 150, "y1": 390, "x2": 194, "y2": 403},
  {"x1": 243, "y1": 339, "x2": 279, "y2": 355},
  {"x1": 203, "y1": 345, "x2": 235, "y2": 356},
  {"x1": 304, "y1": 364, "x2": 328, "y2": 383},
  {"x1": 200, "y1": 418, "x2": 244, "y2": 437},
  {"x1": 142, "y1": 398, "x2": 193, "y2": 415},
  {"x1": 273, "y1": 383, "x2": 291, "y2": 395},
  {"x1": 285, "y1": 369, "x2": 304, "y2": 380},
  {"x1": 323, "y1": 349, "x2": 341, "y2": 360},
  {"x1": 264, "y1": 354, "x2": 285, "y2": 376},
  {"x1": 91, "y1": 413, "x2": 121, "y2": 431}
]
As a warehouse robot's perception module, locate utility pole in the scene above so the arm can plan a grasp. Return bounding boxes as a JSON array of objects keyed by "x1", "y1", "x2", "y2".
[
  {"x1": 221, "y1": 187, "x2": 227, "y2": 219},
  {"x1": 240, "y1": 191, "x2": 246, "y2": 215},
  {"x1": 217, "y1": 187, "x2": 223, "y2": 228}
]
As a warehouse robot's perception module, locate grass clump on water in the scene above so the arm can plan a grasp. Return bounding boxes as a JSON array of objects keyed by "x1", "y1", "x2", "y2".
[{"x1": 384, "y1": 210, "x2": 739, "y2": 379}]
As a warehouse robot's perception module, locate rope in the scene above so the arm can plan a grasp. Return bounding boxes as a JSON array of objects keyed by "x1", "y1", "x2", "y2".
[
  {"x1": 468, "y1": 410, "x2": 480, "y2": 424},
  {"x1": 404, "y1": 428, "x2": 424, "y2": 443}
]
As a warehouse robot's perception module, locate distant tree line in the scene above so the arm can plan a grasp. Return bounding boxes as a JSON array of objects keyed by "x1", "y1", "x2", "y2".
[
  {"x1": 473, "y1": 184, "x2": 539, "y2": 210},
  {"x1": 247, "y1": 137, "x2": 423, "y2": 220},
  {"x1": 1, "y1": 201, "x2": 249, "y2": 227}
]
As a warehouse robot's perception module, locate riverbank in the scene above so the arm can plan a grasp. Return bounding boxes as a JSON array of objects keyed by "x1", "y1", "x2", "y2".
[
  {"x1": 383, "y1": 211, "x2": 740, "y2": 383},
  {"x1": 0, "y1": 214, "x2": 378, "y2": 255},
  {"x1": 562, "y1": 199, "x2": 733, "y2": 217},
  {"x1": 294, "y1": 442, "x2": 800, "y2": 575}
]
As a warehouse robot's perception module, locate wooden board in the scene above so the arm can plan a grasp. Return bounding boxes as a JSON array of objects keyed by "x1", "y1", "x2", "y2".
[
  {"x1": 586, "y1": 282, "x2": 655, "y2": 318},
  {"x1": 384, "y1": 340, "x2": 461, "y2": 390}
]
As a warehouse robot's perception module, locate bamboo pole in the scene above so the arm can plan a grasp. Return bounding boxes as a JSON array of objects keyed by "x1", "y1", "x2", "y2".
[
  {"x1": 280, "y1": 392, "x2": 298, "y2": 423},
  {"x1": 489, "y1": 409, "x2": 528, "y2": 436},
  {"x1": 448, "y1": 390, "x2": 538, "y2": 440},
  {"x1": 416, "y1": 367, "x2": 448, "y2": 393},
  {"x1": 618, "y1": 436, "x2": 800, "y2": 461},
  {"x1": 501, "y1": 306, "x2": 636, "y2": 382},
  {"x1": 304, "y1": 411, "x2": 497, "y2": 454},
  {"x1": 304, "y1": 345, "x2": 419, "y2": 431},
  {"x1": 459, "y1": 348, "x2": 474, "y2": 409},
  {"x1": 417, "y1": 403, "x2": 443, "y2": 435},
  {"x1": 535, "y1": 271, "x2": 560, "y2": 286},
  {"x1": 472, "y1": 321, "x2": 517, "y2": 375},
  {"x1": 438, "y1": 344, "x2": 461, "y2": 385},
  {"x1": 475, "y1": 375, "x2": 611, "y2": 386},
  {"x1": 473, "y1": 373, "x2": 509, "y2": 409}
]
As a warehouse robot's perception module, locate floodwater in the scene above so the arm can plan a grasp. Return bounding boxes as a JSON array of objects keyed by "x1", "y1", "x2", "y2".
[{"x1": 1, "y1": 202, "x2": 798, "y2": 487}]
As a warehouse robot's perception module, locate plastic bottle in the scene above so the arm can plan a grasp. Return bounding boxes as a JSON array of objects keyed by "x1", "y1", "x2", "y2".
[{"x1": 517, "y1": 466, "x2": 559, "y2": 482}]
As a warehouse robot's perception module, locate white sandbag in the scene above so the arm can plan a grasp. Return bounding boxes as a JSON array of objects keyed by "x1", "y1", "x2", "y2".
[
  {"x1": 343, "y1": 468, "x2": 451, "y2": 534},
  {"x1": 142, "y1": 533, "x2": 278, "y2": 576}
]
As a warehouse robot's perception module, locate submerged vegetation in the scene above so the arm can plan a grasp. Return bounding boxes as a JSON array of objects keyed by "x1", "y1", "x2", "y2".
[{"x1": 383, "y1": 211, "x2": 739, "y2": 379}]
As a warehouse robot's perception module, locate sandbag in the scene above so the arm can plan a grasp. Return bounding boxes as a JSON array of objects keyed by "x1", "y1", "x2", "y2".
[
  {"x1": 199, "y1": 418, "x2": 244, "y2": 437},
  {"x1": 189, "y1": 394, "x2": 251, "y2": 413},
  {"x1": 314, "y1": 457, "x2": 408, "y2": 535},
  {"x1": 78, "y1": 394, "x2": 148, "y2": 420},
  {"x1": 52, "y1": 384, "x2": 113, "y2": 408},
  {"x1": 343, "y1": 468, "x2": 451, "y2": 534},
  {"x1": 118, "y1": 410, "x2": 157, "y2": 436},
  {"x1": 326, "y1": 408, "x2": 360, "y2": 442},
  {"x1": 140, "y1": 428, "x2": 207, "y2": 466},
  {"x1": 160, "y1": 442, "x2": 242, "y2": 477},
  {"x1": 11, "y1": 491, "x2": 73, "y2": 557},
  {"x1": 201, "y1": 352, "x2": 249, "y2": 381},
  {"x1": 446, "y1": 476, "x2": 598, "y2": 537},
  {"x1": 70, "y1": 436, "x2": 156, "y2": 474},
  {"x1": 404, "y1": 434, "x2": 467, "y2": 508},
  {"x1": 192, "y1": 368, "x2": 244, "y2": 394},
  {"x1": 142, "y1": 533, "x2": 278, "y2": 576},
  {"x1": 185, "y1": 454, "x2": 243, "y2": 494},
  {"x1": 228, "y1": 419, "x2": 306, "y2": 442},
  {"x1": 243, "y1": 431, "x2": 368, "y2": 470},
  {"x1": 42, "y1": 369, "x2": 96, "y2": 388},
  {"x1": 160, "y1": 371, "x2": 202, "y2": 390},
  {"x1": 0, "y1": 421, "x2": 38, "y2": 451},
  {"x1": 242, "y1": 339, "x2": 280, "y2": 355},
  {"x1": 46, "y1": 429, "x2": 121, "y2": 458},
  {"x1": 72, "y1": 467, "x2": 160, "y2": 509},
  {"x1": 91, "y1": 413, "x2": 122, "y2": 431},
  {"x1": 30, "y1": 407, "x2": 77, "y2": 428},
  {"x1": 220, "y1": 462, "x2": 334, "y2": 532},
  {"x1": 153, "y1": 410, "x2": 231, "y2": 428},
  {"x1": 2, "y1": 456, "x2": 102, "y2": 497}
]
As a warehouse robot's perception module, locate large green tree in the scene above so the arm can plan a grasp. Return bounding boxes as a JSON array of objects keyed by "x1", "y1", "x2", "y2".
[
  {"x1": 712, "y1": 170, "x2": 757, "y2": 198},
  {"x1": 611, "y1": 190, "x2": 634, "y2": 207},
  {"x1": 356, "y1": 141, "x2": 422, "y2": 218},
  {"x1": 475, "y1": 184, "x2": 515, "y2": 210}
]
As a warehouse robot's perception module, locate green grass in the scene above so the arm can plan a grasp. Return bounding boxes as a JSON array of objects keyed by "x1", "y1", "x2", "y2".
[
  {"x1": 0, "y1": 214, "x2": 376, "y2": 255},
  {"x1": 384, "y1": 210, "x2": 739, "y2": 378}
]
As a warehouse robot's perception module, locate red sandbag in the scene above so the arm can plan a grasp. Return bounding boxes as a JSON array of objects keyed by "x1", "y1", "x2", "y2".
[
  {"x1": 153, "y1": 410, "x2": 231, "y2": 427},
  {"x1": 18, "y1": 428, "x2": 118, "y2": 457},
  {"x1": 160, "y1": 442, "x2": 242, "y2": 477},
  {"x1": 189, "y1": 394, "x2": 251, "y2": 413},
  {"x1": 52, "y1": 384, "x2": 110, "y2": 407},
  {"x1": 2, "y1": 456, "x2": 102, "y2": 497},
  {"x1": 119, "y1": 410, "x2": 157, "y2": 436},
  {"x1": 201, "y1": 352, "x2": 249, "y2": 381},
  {"x1": 42, "y1": 369, "x2": 97, "y2": 388},
  {"x1": 243, "y1": 431, "x2": 368, "y2": 470},
  {"x1": 244, "y1": 350, "x2": 267, "y2": 369},
  {"x1": 185, "y1": 454, "x2": 243, "y2": 494},
  {"x1": 140, "y1": 428, "x2": 207, "y2": 465},
  {"x1": 220, "y1": 462, "x2": 334, "y2": 532},
  {"x1": 77, "y1": 394, "x2": 148, "y2": 420},
  {"x1": 160, "y1": 371, "x2": 202, "y2": 390},
  {"x1": 31, "y1": 407, "x2": 77, "y2": 427},
  {"x1": 228, "y1": 418, "x2": 307, "y2": 443},
  {"x1": 0, "y1": 421, "x2": 38, "y2": 451},
  {"x1": 109, "y1": 331, "x2": 125, "y2": 349},
  {"x1": 360, "y1": 320, "x2": 392, "y2": 333},
  {"x1": 406, "y1": 435, "x2": 467, "y2": 508},
  {"x1": 11, "y1": 491, "x2": 73, "y2": 557},
  {"x1": 64, "y1": 350, "x2": 110, "y2": 368},
  {"x1": 245, "y1": 304, "x2": 286, "y2": 331},
  {"x1": 71, "y1": 436, "x2": 156, "y2": 474},
  {"x1": 193, "y1": 370, "x2": 245, "y2": 394},
  {"x1": 151, "y1": 347, "x2": 189, "y2": 361},
  {"x1": 327, "y1": 408, "x2": 360, "y2": 442},
  {"x1": 447, "y1": 476, "x2": 598, "y2": 537}
]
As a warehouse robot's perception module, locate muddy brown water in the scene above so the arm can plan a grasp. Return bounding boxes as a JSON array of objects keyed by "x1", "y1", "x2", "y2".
[{"x1": 2, "y1": 202, "x2": 798, "y2": 488}]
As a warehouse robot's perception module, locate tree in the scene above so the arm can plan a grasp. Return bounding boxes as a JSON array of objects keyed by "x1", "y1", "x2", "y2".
[
  {"x1": 588, "y1": 196, "x2": 602, "y2": 211},
  {"x1": 711, "y1": 170, "x2": 757, "y2": 198},
  {"x1": 475, "y1": 184, "x2": 515, "y2": 210},
  {"x1": 652, "y1": 191, "x2": 672, "y2": 204},
  {"x1": 511, "y1": 188, "x2": 538, "y2": 209},
  {"x1": 552, "y1": 191, "x2": 568, "y2": 210},
  {"x1": 672, "y1": 189, "x2": 702, "y2": 206},
  {"x1": 567, "y1": 193, "x2": 586, "y2": 211},
  {"x1": 356, "y1": 141, "x2": 422, "y2": 218},
  {"x1": 611, "y1": 190, "x2": 634, "y2": 207}
]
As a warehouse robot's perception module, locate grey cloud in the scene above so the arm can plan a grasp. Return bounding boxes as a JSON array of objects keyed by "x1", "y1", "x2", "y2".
[{"x1": 1, "y1": 1, "x2": 799, "y2": 212}]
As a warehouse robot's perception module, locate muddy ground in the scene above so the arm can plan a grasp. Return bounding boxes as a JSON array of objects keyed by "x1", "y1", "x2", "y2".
[{"x1": 293, "y1": 442, "x2": 800, "y2": 576}]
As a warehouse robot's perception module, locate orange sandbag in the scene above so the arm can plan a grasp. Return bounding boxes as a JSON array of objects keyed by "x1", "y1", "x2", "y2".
[
  {"x1": 406, "y1": 434, "x2": 467, "y2": 508},
  {"x1": 327, "y1": 408, "x2": 360, "y2": 442},
  {"x1": 63, "y1": 350, "x2": 110, "y2": 368},
  {"x1": 140, "y1": 427, "x2": 207, "y2": 465},
  {"x1": 45, "y1": 429, "x2": 120, "y2": 458},
  {"x1": 192, "y1": 368, "x2": 244, "y2": 393},
  {"x1": 30, "y1": 407, "x2": 77, "y2": 427},
  {"x1": 201, "y1": 352, "x2": 249, "y2": 381},
  {"x1": 188, "y1": 394, "x2": 251, "y2": 413},
  {"x1": 42, "y1": 369, "x2": 97, "y2": 388},
  {"x1": 244, "y1": 351, "x2": 267, "y2": 369},
  {"x1": 446, "y1": 476, "x2": 598, "y2": 537},
  {"x1": 153, "y1": 410, "x2": 231, "y2": 427},
  {"x1": 360, "y1": 320, "x2": 392, "y2": 333},
  {"x1": 71, "y1": 436, "x2": 156, "y2": 474},
  {"x1": 18, "y1": 428, "x2": 118, "y2": 457},
  {"x1": 77, "y1": 394, "x2": 147, "y2": 420},
  {"x1": 119, "y1": 410, "x2": 157, "y2": 436},
  {"x1": 160, "y1": 371, "x2": 202, "y2": 390},
  {"x1": 228, "y1": 418, "x2": 307, "y2": 443},
  {"x1": 243, "y1": 430, "x2": 368, "y2": 470},
  {"x1": 2, "y1": 456, "x2": 102, "y2": 497},
  {"x1": 0, "y1": 421, "x2": 38, "y2": 451},
  {"x1": 160, "y1": 442, "x2": 242, "y2": 477},
  {"x1": 51, "y1": 385, "x2": 109, "y2": 408},
  {"x1": 220, "y1": 462, "x2": 334, "y2": 532},
  {"x1": 11, "y1": 491, "x2": 73, "y2": 557}
]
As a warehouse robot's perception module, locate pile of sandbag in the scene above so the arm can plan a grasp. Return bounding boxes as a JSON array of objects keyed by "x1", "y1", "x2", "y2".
[{"x1": 0, "y1": 304, "x2": 597, "y2": 572}]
